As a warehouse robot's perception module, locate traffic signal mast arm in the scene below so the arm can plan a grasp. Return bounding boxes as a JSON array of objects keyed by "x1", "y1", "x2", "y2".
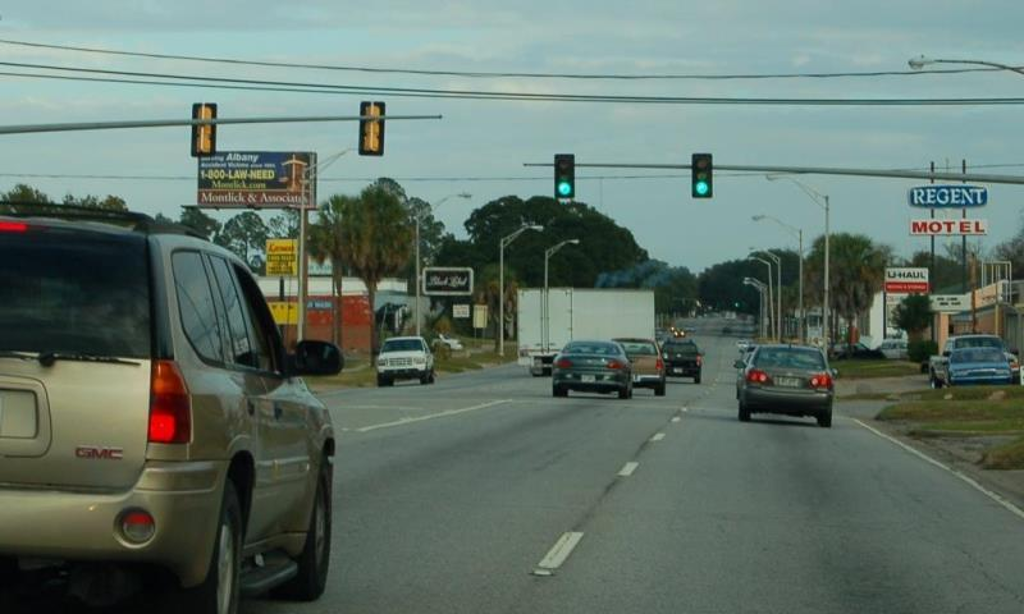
[{"x1": 524, "y1": 161, "x2": 1024, "y2": 185}]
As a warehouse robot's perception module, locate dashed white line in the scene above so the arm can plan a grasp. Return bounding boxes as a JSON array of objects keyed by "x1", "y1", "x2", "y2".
[
  {"x1": 650, "y1": 433, "x2": 666, "y2": 442},
  {"x1": 854, "y1": 419, "x2": 1024, "y2": 522},
  {"x1": 355, "y1": 400, "x2": 512, "y2": 433},
  {"x1": 671, "y1": 416, "x2": 682, "y2": 423},
  {"x1": 618, "y1": 461, "x2": 640, "y2": 477},
  {"x1": 534, "y1": 531, "x2": 585, "y2": 574}
]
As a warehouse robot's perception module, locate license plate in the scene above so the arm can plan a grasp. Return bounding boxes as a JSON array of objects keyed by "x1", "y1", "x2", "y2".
[
  {"x1": 775, "y1": 377, "x2": 801, "y2": 388},
  {"x1": 581, "y1": 374, "x2": 596, "y2": 383},
  {"x1": 673, "y1": 368, "x2": 683, "y2": 374}
]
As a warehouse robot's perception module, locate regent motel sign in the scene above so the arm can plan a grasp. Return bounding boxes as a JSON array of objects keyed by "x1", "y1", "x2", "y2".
[{"x1": 909, "y1": 219, "x2": 988, "y2": 236}]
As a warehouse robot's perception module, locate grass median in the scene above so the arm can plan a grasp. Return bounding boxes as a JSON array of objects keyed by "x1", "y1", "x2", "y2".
[
  {"x1": 304, "y1": 347, "x2": 517, "y2": 390},
  {"x1": 878, "y1": 387, "x2": 1024, "y2": 469},
  {"x1": 832, "y1": 359, "x2": 923, "y2": 379}
]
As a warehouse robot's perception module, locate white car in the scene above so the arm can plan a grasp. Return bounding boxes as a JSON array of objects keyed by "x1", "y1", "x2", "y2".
[
  {"x1": 377, "y1": 336, "x2": 435, "y2": 386},
  {"x1": 434, "y1": 333, "x2": 465, "y2": 352},
  {"x1": 878, "y1": 339, "x2": 909, "y2": 360}
]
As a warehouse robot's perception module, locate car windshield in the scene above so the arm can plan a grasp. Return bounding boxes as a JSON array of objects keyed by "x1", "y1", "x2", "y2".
[
  {"x1": 381, "y1": 339, "x2": 424, "y2": 353},
  {"x1": 616, "y1": 340, "x2": 657, "y2": 356},
  {"x1": 754, "y1": 348, "x2": 826, "y2": 370},
  {"x1": 955, "y1": 337, "x2": 1004, "y2": 350},
  {"x1": 563, "y1": 342, "x2": 621, "y2": 356},
  {"x1": 0, "y1": 228, "x2": 151, "y2": 358},
  {"x1": 952, "y1": 348, "x2": 1006, "y2": 364}
]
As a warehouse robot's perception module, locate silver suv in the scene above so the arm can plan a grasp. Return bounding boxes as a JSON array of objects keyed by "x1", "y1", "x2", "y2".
[{"x1": 0, "y1": 208, "x2": 342, "y2": 613}]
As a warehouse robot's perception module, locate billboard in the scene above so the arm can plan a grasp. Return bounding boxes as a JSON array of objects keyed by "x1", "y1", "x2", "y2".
[
  {"x1": 265, "y1": 239, "x2": 297, "y2": 276},
  {"x1": 907, "y1": 185, "x2": 988, "y2": 208},
  {"x1": 198, "y1": 151, "x2": 316, "y2": 209},
  {"x1": 423, "y1": 267, "x2": 474, "y2": 296},
  {"x1": 909, "y1": 219, "x2": 987, "y2": 236},
  {"x1": 884, "y1": 268, "x2": 930, "y2": 295}
]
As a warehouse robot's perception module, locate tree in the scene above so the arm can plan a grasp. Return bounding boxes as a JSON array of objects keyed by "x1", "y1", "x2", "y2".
[
  {"x1": 905, "y1": 250, "x2": 963, "y2": 293},
  {"x1": 893, "y1": 294, "x2": 933, "y2": 342},
  {"x1": 308, "y1": 196, "x2": 355, "y2": 346},
  {"x1": 806, "y1": 233, "x2": 890, "y2": 345},
  {"x1": 338, "y1": 185, "x2": 414, "y2": 355},
  {"x1": 179, "y1": 208, "x2": 222, "y2": 241},
  {"x1": 267, "y1": 209, "x2": 300, "y2": 240},
  {"x1": 216, "y1": 211, "x2": 269, "y2": 272}
]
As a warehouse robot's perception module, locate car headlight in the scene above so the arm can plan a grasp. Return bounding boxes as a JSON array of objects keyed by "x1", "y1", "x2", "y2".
[
  {"x1": 377, "y1": 359, "x2": 387, "y2": 367},
  {"x1": 414, "y1": 357, "x2": 426, "y2": 365}
]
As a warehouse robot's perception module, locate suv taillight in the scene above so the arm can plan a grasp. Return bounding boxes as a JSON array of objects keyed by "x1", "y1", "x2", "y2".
[
  {"x1": 149, "y1": 360, "x2": 191, "y2": 444},
  {"x1": 810, "y1": 373, "x2": 833, "y2": 390},
  {"x1": 656, "y1": 358, "x2": 664, "y2": 371},
  {"x1": 0, "y1": 221, "x2": 28, "y2": 233},
  {"x1": 746, "y1": 369, "x2": 770, "y2": 384}
]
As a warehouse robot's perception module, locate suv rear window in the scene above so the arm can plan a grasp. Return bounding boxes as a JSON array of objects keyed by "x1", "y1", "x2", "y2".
[
  {"x1": 0, "y1": 228, "x2": 151, "y2": 358},
  {"x1": 664, "y1": 341, "x2": 699, "y2": 354}
]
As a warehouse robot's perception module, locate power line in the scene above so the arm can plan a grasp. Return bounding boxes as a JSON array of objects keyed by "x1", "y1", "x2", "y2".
[
  {"x1": 3, "y1": 63, "x2": 1024, "y2": 106},
  {"x1": 0, "y1": 37, "x2": 1012, "y2": 81}
]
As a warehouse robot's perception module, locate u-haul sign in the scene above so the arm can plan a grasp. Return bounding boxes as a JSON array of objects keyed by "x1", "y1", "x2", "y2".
[
  {"x1": 910, "y1": 219, "x2": 988, "y2": 236},
  {"x1": 885, "y1": 267, "x2": 929, "y2": 294}
]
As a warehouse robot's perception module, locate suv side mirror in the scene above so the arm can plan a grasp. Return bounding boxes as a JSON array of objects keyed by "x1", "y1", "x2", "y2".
[
  {"x1": 291, "y1": 340, "x2": 343, "y2": 376},
  {"x1": 830, "y1": 368, "x2": 840, "y2": 378},
  {"x1": 942, "y1": 350, "x2": 951, "y2": 358}
]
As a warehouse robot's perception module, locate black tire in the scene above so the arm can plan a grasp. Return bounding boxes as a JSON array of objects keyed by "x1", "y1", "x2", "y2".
[
  {"x1": 618, "y1": 386, "x2": 629, "y2": 400},
  {"x1": 655, "y1": 382, "x2": 666, "y2": 397},
  {"x1": 0, "y1": 557, "x2": 18, "y2": 588},
  {"x1": 420, "y1": 373, "x2": 430, "y2": 385},
  {"x1": 817, "y1": 408, "x2": 833, "y2": 428},
  {"x1": 428, "y1": 371, "x2": 436, "y2": 384},
  {"x1": 275, "y1": 457, "x2": 332, "y2": 601},
  {"x1": 181, "y1": 481, "x2": 242, "y2": 614},
  {"x1": 552, "y1": 385, "x2": 567, "y2": 398},
  {"x1": 694, "y1": 373, "x2": 702, "y2": 385},
  {"x1": 377, "y1": 376, "x2": 391, "y2": 388},
  {"x1": 930, "y1": 375, "x2": 942, "y2": 389},
  {"x1": 738, "y1": 402, "x2": 751, "y2": 422}
]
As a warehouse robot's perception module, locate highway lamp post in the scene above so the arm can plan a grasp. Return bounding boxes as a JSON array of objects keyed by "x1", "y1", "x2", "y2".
[
  {"x1": 753, "y1": 215, "x2": 804, "y2": 344},
  {"x1": 415, "y1": 192, "x2": 471, "y2": 337},
  {"x1": 766, "y1": 175, "x2": 830, "y2": 351},
  {"x1": 748, "y1": 256, "x2": 776, "y2": 341},
  {"x1": 744, "y1": 277, "x2": 768, "y2": 339},
  {"x1": 543, "y1": 239, "x2": 580, "y2": 354},
  {"x1": 499, "y1": 224, "x2": 544, "y2": 357},
  {"x1": 909, "y1": 55, "x2": 1024, "y2": 77},
  {"x1": 757, "y1": 250, "x2": 783, "y2": 342}
]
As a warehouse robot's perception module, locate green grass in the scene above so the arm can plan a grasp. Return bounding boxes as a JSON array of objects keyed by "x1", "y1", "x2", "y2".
[{"x1": 832, "y1": 359, "x2": 923, "y2": 379}]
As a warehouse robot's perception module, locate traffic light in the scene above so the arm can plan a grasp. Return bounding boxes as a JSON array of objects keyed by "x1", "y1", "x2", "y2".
[
  {"x1": 554, "y1": 154, "x2": 575, "y2": 200},
  {"x1": 359, "y1": 101, "x2": 385, "y2": 156},
  {"x1": 691, "y1": 153, "x2": 713, "y2": 198},
  {"x1": 190, "y1": 103, "x2": 217, "y2": 158}
]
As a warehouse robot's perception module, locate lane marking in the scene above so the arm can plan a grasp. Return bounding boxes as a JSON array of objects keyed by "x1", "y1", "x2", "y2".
[
  {"x1": 650, "y1": 432, "x2": 666, "y2": 442},
  {"x1": 854, "y1": 419, "x2": 1024, "y2": 522},
  {"x1": 534, "y1": 531, "x2": 585, "y2": 573},
  {"x1": 671, "y1": 416, "x2": 682, "y2": 423},
  {"x1": 355, "y1": 400, "x2": 512, "y2": 433},
  {"x1": 618, "y1": 461, "x2": 640, "y2": 477}
]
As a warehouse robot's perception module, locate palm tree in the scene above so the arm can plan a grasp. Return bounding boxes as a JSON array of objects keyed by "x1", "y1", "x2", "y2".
[
  {"x1": 827, "y1": 233, "x2": 889, "y2": 346},
  {"x1": 308, "y1": 195, "x2": 354, "y2": 347},
  {"x1": 339, "y1": 185, "x2": 414, "y2": 356}
]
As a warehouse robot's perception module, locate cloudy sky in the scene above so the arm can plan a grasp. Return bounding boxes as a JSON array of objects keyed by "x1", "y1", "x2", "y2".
[{"x1": 1, "y1": 1, "x2": 1023, "y2": 271}]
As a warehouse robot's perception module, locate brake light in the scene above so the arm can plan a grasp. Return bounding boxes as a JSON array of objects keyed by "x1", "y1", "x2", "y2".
[
  {"x1": 810, "y1": 373, "x2": 833, "y2": 389},
  {"x1": 555, "y1": 358, "x2": 573, "y2": 369},
  {"x1": 149, "y1": 360, "x2": 191, "y2": 444},
  {"x1": 0, "y1": 221, "x2": 27, "y2": 233},
  {"x1": 656, "y1": 358, "x2": 664, "y2": 371},
  {"x1": 606, "y1": 359, "x2": 625, "y2": 370},
  {"x1": 696, "y1": 355, "x2": 703, "y2": 367},
  {"x1": 747, "y1": 369, "x2": 770, "y2": 384}
]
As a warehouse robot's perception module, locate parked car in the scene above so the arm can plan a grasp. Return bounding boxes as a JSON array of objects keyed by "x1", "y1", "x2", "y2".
[
  {"x1": 0, "y1": 210, "x2": 343, "y2": 612},
  {"x1": 929, "y1": 334, "x2": 1007, "y2": 389},
  {"x1": 377, "y1": 336, "x2": 435, "y2": 386},
  {"x1": 433, "y1": 333, "x2": 464, "y2": 352},
  {"x1": 878, "y1": 338, "x2": 909, "y2": 360},
  {"x1": 735, "y1": 344, "x2": 835, "y2": 428},
  {"x1": 662, "y1": 337, "x2": 703, "y2": 383},
  {"x1": 614, "y1": 337, "x2": 667, "y2": 396},
  {"x1": 831, "y1": 342, "x2": 885, "y2": 360},
  {"x1": 552, "y1": 340, "x2": 633, "y2": 399},
  {"x1": 947, "y1": 347, "x2": 1014, "y2": 386}
]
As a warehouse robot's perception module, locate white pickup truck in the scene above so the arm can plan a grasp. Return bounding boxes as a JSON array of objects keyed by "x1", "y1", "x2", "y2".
[{"x1": 377, "y1": 336, "x2": 436, "y2": 386}]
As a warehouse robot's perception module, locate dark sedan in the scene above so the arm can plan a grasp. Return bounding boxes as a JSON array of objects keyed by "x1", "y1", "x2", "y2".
[
  {"x1": 735, "y1": 344, "x2": 835, "y2": 428},
  {"x1": 552, "y1": 340, "x2": 633, "y2": 399}
]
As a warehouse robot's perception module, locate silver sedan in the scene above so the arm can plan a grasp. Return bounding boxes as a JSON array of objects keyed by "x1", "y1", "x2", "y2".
[{"x1": 735, "y1": 344, "x2": 835, "y2": 428}]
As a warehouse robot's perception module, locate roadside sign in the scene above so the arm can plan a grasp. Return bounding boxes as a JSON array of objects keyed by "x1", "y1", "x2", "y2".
[
  {"x1": 907, "y1": 185, "x2": 988, "y2": 208},
  {"x1": 884, "y1": 268, "x2": 930, "y2": 294},
  {"x1": 423, "y1": 267, "x2": 474, "y2": 296},
  {"x1": 930, "y1": 294, "x2": 969, "y2": 313},
  {"x1": 266, "y1": 239, "x2": 297, "y2": 276},
  {"x1": 268, "y1": 301, "x2": 298, "y2": 325},
  {"x1": 198, "y1": 151, "x2": 317, "y2": 209},
  {"x1": 473, "y1": 305, "x2": 488, "y2": 330},
  {"x1": 453, "y1": 304, "x2": 471, "y2": 319},
  {"x1": 909, "y1": 219, "x2": 988, "y2": 236}
]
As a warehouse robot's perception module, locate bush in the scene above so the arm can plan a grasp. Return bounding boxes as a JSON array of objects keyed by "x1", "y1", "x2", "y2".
[{"x1": 908, "y1": 339, "x2": 938, "y2": 364}]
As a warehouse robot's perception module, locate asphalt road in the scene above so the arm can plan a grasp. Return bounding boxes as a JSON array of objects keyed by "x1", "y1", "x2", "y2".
[{"x1": 6, "y1": 335, "x2": 1024, "y2": 612}]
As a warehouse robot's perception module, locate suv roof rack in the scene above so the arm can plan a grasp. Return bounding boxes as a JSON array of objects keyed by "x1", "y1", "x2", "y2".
[{"x1": 0, "y1": 201, "x2": 207, "y2": 240}]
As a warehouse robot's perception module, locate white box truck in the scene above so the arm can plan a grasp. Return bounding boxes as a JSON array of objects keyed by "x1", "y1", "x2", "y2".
[{"x1": 517, "y1": 288, "x2": 656, "y2": 376}]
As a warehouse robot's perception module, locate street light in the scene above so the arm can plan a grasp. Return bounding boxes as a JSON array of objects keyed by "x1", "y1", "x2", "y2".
[
  {"x1": 543, "y1": 239, "x2": 580, "y2": 353},
  {"x1": 415, "y1": 192, "x2": 471, "y2": 336},
  {"x1": 753, "y1": 249, "x2": 782, "y2": 342},
  {"x1": 766, "y1": 175, "x2": 830, "y2": 350},
  {"x1": 753, "y1": 214, "x2": 804, "y2": 343},
  {"x1": 499, "y1": 224, "x2": 544, "y2": 357},
  {"x1": 747, "y1": 255, "x2": 775, "y2": 340},
  {"x1": 908, "y1": 55, "x2": 1024, "y2": 77},
  {"x1": 743, "y1": 277, "x2": 768, "y2": 339}
]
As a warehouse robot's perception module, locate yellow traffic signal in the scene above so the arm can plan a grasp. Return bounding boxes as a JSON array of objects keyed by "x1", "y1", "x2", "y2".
[
  {"x1": 191, "y1": 103, "x2": 217, "y2": 158},
  {"x1": 359, "y1": 101, "x2": 385, "y2": 156}
]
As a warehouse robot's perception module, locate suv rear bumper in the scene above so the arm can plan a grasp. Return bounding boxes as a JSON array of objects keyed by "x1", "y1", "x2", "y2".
[{"x1": 0, "y1": 460, "x2": 226, "y2": 587}]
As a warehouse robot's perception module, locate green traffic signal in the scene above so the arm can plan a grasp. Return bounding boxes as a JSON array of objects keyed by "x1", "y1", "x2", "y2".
[
  {"x1": 695, "y1": 181, "x2": 710, "y2": 196},
  {"x1": 554, "y1": 153, "x2": 575, "y2": 200},
  {"x1": 557, "y1": 180, "x2": 573, "y2": 197},
  {"x1": 691, "y1": 153, "x2": 713, "y2": 198}
]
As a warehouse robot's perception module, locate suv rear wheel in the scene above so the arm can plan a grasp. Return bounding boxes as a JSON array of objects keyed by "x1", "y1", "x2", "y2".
[
  {"x1": 181, "y1": 481, "x2": 242, "y2": 614},
  {"x1": 275, "y1": 456, "x2": 332, "y2": 601},
  {"x1": 0, "y1": 557, "x2": 18, "y2": 588}
]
